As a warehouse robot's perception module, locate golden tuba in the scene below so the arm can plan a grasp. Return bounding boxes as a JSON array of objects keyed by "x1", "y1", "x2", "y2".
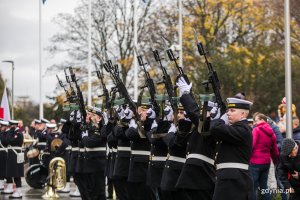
[{"x1": 42, "y1": 157, "x2": 66, "y2": 198}]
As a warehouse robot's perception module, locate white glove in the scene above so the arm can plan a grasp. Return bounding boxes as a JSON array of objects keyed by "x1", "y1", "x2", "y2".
[
  {"x1": 81, "y1": 130, "x2": 88, "y2": 138},
  {"x1": 147, "y1": 108, "x2": 156, "y2": 119},
  {"x1": 220, "y1": 113, "x2": 229, "y2": 124},
  {"x1": 116, "y1": 105, "x2": 125, "y2": 119},
  {"x1": 129, "y1": 119, "x2": 137, "y2": 128},
  {"x1": 76, "y1": 111, "x2": 82, "y2": 123},
  {"x1": 168, "y1": 123, "x2": 177, "y2": 133},
  {"x1": 69, "y1": 111, "x2": 75, "y2": 121},
  {"x1": 163, "y1": 106, "x2": 174, "y2": 121},
  {"x1": 176, "y1": 76, "x2": 192, "y2": 97},
  {"x1": 123, "y1": 107, "x2": 134, "y2": 120},
  {"x1": 151, "y1": 120, "x2": 158, "y2": 129},
  {"x1": 103, "y1": 111, "x2": 108, "y2": 125},
  {"x1": 210, "y1": 105, "x2": 221, "y2": 120}
]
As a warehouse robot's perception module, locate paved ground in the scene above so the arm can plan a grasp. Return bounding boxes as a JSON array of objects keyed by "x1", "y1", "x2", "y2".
[{"x1": 1, "y1": 179, "x2": 82, "y2": 200}]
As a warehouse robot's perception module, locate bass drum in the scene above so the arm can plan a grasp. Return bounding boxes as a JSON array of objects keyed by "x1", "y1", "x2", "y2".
[{"x1": 25, "y1": 164, "x2": 48, "y2": 189}]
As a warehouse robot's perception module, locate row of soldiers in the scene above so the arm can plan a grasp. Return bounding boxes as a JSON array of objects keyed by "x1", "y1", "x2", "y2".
[{"x1": 57, "y1": 75, "x2": 255, "y2": 200}]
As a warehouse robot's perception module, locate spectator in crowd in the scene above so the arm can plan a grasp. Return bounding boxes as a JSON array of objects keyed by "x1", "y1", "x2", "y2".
[
  {"x1": 250, "y1": 113, "x2": 279, "y2": 200},
  {"x1": 293, "y1": 116, "x2": 300, "y2": 142},
  {"x1": 278, "y1": 138, "x2": 300, "y2": 200}
]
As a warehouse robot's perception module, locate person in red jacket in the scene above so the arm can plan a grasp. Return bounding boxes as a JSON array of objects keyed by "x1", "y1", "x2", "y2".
[{"x1": 250, "y1": 113, "x2": 279, "y2": 200}]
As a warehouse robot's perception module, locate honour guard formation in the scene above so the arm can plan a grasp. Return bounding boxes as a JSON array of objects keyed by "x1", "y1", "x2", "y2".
[{"x1": 1, "y1": 1, "x2": 300, "y2": 200}]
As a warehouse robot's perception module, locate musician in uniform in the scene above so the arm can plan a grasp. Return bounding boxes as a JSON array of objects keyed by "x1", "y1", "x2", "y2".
[
  {"x1": 27, "y1": 119, "x2": 42, "y2": 166},
  {"x1": 175, "y1": 77, "x2": 216, "y2": 199},
  {"x1": 125, "y1": 103, "x2": 153, "y2": 200},
  {"x1": 5, "y1": 120, "x2": 24, "y2": 198},
  {"x1": 0, "y1": 120, "x2": 9, "y2": 191},
  {"x1": 36, "y1": 118, "x2": 50, "y2": 163},
  {"x1": 81, "y1": 106, "x2": 107, "y2": 200},
  {"x1": 46, "y1": 122, "x2": 71, "y2": 193},
  {"x1": 161, "y1": 105, "x2": 193, "y2": 200},
  {"x1": 147, "y1": 105, "x2": 173, "y2": 200},
  {"x1": 210, "y1": 97, "x2": 253, "y2": 200}
]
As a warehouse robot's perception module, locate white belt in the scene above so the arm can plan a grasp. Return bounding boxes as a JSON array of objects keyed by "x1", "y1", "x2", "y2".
[
  {"x1": 109, "y1": 148, "x2": 112, "y2": 153},
  {"x1": 187, "y1": 153, "x2": 215, "y2": 165},
  {"x1": 0, "y1": 148, "x2": 7, "y2": 151},
  {"x1": 85, "y1": 147, "x2": 106, "y2": 152},
  {"x1": 151, "y1": 156, "x2": 167, "y2": 161},
  {"x1": 112, "y1": 148, "x2": 117, "y2": 153},
  {"x1": 117, "y1": 146, "x2": 131, "y2": 151},
  {"x1": 79, "y1": 148, "x2": 85, "y2": 152},
  {"x1": 37, "y1": 142, "x2": 47, "y2": 146},
  {"x1": 131, "y1": 150, "x2": 150, "y2": 156},
  {"x1": 66, "y1": 146, "x2": 72, "y2": 150},
  {"x1": 168, "y1": 156, "x2": 186, "y2": 163},
  {"x1": 8, "y1": 146, "x2": 23, "y2": 150},
  {"x1": 216, "y1": 162, "x2": 249, "y2": 170},
  {"x1": 71, "y1": 147, "x2": 79, "y2": 151}
]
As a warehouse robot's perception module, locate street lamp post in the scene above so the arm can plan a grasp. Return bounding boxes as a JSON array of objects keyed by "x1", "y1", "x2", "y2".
[{"x1": 2, "y1": 60, "x2": 14, "y2": 119}]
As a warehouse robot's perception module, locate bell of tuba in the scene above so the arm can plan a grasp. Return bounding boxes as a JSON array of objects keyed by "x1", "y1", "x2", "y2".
[{"x1": 42, "y1": 157, "x2": 66, "y2": 198}]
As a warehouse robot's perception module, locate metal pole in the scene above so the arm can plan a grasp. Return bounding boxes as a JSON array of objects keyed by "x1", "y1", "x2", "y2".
[
  {"x1": 284, "y1": 0, "x2": 292, "y2": 138},
  {"x1": 133, "y1": 0, "x2": 138, "y2": 100},
  {"x1": 87, "y1": 0, "x2": 92, "y2": 106},
  {"x1": 2, "y1": 60, "x2": 14, "y2": 119},
  {"x1": 39, "y1": 0, "x2": 43, "y2": 119},
  {"x1": 178, "y1": 0, "x2": 183, "y2": 67}
]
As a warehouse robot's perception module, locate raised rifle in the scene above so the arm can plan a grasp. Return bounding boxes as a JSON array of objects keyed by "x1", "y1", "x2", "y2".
[
  {"x1": 64, "y1": 68, "x2": 77, "y2": 102},
  {"x1": 151, "y1": 43, "x2": 177, "y2": 122},
  {"x1": 134, "y1": 46, "x2": 160, "y2": 116},
  {"x1": 193, "y1": 30, "x2": 226, "y2": 115},
  {"x1": 94, "y1": 62, "x2": 110, "y2": 110},
  {"x1": 103, "y1": 56, "x2": 138, "y2": 118},
  {"x1": 68, "y1": 67, "x2": 87, "y2": 130},
  {"x1": 56, "y1": 75, "x2": 73, "y2": 103}
]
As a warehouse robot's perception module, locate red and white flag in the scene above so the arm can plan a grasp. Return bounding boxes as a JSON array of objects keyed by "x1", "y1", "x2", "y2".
[{"x1": 0, "y1": 86, "x2": 11, "y2": 121}]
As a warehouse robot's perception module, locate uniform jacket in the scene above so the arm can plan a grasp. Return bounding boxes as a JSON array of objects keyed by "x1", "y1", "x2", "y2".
[{"x1": 0, "y1": 130, "x2": 8, "y2": 177}]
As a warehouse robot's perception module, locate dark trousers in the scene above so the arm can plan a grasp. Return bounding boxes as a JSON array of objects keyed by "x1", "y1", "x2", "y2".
[
  {"x1": 86, "y1": 172, "x2": 106, "y2": 200},
  {"x1": 6, "y1": 177, "x2": 21, "y2": 187},
  {"x1": 161, "y1": 190, "x2": 186, "y2": 200},
  {"x1": 249, "y1": 163, "x2": 271, "y2": 200},
  {"x1": 113, "y1": 178, "x2": 129, "y2": 200},
  {"x1": 150, "y1": 187, "x2": 170, "y2": 200},
  {"x1": 107, "y1": 178, "x2": 114, "y2": 198},
  {"x1": 73, "y1": 173, "x2": 90, "y2": 200},
  {"x1": 127, "y1": 182, "x2": 152, "y2": 200},
  {"x1": 182, "y1": 188, "x2": 214, "y2": 200},
  {"x1": 291, "y1": 193, "x2": 300, "y2": 200}
]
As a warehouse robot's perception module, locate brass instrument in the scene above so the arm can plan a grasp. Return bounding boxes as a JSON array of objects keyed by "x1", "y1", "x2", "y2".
[
  {"x1": 42, "y1": 157, "x2": 66, "y2": 198},
  {"x1": 50, "y1": 138, "x2": 63, "y2": 152}
]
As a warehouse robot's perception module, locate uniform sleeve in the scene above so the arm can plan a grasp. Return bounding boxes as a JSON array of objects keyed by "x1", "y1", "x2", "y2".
[
  {"x1": 210, "y1": 120, "x2": 250, "y2": 144},
  {"x1": 162, "y1": 132, "x2": 176, "y2": 147},
  {"x1": 180, "y1": 93, "x2": 200, "y2": 126},
  {"x1": 146, "y1": 127, "x2": 157, "y2": 143},
  {"x1": 278, "y1": 157, "x2": 292, "y2": 189},
  {"x1": 125, "y1": 127, "x2": 140, "y2": 141},
  {"x1": 82, "y1": 134, "x2": 102, "y2": 148}
]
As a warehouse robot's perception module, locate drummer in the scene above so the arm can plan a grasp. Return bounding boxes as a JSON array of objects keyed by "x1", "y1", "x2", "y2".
[{"x1": 0, "y1": 120, "x2": 9, "y2": 191}]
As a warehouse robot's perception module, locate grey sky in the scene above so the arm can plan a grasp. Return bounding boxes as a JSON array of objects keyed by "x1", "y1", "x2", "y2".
[{"x1": 0, "y1": 0, "x2": 78, "y2": 104}]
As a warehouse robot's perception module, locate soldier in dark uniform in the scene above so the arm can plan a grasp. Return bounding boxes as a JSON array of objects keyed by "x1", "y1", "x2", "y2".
[
  {"x1": 36, "y1": 118, "x2": 49, "y2": 166},
  {"x1": 210, "y1": 97, "x2": 253, "y2": 200},
  {"x1": 0, "y1": 120, "x2": 9, "y2": 191},
  {"x1": 161, "y1": 105, "x2": 193, "y2": 200},
  {"x1": 175, "y1": 76, "x2": 216, "y2": 200},
  {"x1": 125, "y1": 104, "x2": 153, "y2": 200},
  {"x1": 81, "y1": 106, "x2": 107, "y2": 200},
  {"x1": 67, "y1": 110, "x2": 87, "y2": 199},
  {"x1": 112, "y1": 104, "x2": 131, "y2": 200},
  {"x1": 5, "y1": 120, "x2": 24, "y2": 198},
  {"x1": 147, "y1": 105, "x2": 173, "y2": 200},
  {"x1": 42, "y1": 123, "x2": 58, "y2": 171}
]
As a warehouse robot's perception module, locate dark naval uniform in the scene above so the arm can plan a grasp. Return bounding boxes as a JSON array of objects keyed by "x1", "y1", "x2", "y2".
[
  {"x1": 176, "y1": 93, "x2": 216, "y2": 200},
  {"x1": 125, "y1": 119, "x2": 152, "y2": 200},
  {"x1": 147, "y1": 119, "x2": 170, "y2": 200},
  {"x1": 36, "y1": 128, "x2": 49, "y2": 167},
  {"x1": 210, "y1": 118, "x2": 253, "y2": 200},
  {"x1": 6, "y1": 127, "x2": 24, "y2": 187},
  {"x1": 0, "y1": 129, "x2": 8, "y2": 182},
  {"x1": 82, "y1": 121, "x2": 107, "y2": 200},
  {"x1": 160, "y1": 119, "x2": 192, "y2": 200},
  {"x1": 112, "y1": 122, "x2": 131, "y2": 200}
]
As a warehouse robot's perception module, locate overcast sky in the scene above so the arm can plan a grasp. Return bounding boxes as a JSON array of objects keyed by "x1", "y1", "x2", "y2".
[{"x1": 0, "y1": 0, "x2": 78, "y2": 104}]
